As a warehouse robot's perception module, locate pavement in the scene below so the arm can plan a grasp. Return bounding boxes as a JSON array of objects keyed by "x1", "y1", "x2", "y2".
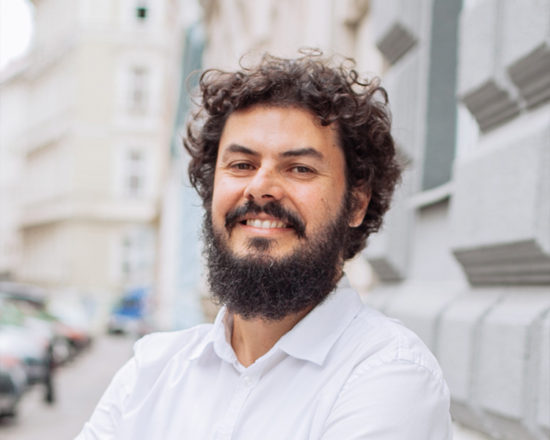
[{"x1": 0, "y1": 334, "x2": 135, "y2": 440}]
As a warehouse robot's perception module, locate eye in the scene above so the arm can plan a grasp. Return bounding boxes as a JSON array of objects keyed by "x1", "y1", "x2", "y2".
[
  {"x1": 290, "y1": 165, "x2": 314, "y2": 174},
  {"x1": 231, "y1": 162, "x2": 254, "y2": 171}
]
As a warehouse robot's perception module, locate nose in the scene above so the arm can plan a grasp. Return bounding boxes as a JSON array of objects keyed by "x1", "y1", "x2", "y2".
[{"x1": 244, "y1": 167, "x2": 284, "y2": 202}]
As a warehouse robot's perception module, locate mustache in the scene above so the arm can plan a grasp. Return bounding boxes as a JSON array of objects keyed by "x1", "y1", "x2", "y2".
[{"x1": 225, "y1": 200, "x2": 306, "y2": 238}]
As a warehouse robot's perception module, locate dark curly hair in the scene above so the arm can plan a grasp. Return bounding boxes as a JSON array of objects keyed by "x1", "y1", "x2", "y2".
[{"x1": 184, "y1": 51, "x2": 401, "y2": 260}]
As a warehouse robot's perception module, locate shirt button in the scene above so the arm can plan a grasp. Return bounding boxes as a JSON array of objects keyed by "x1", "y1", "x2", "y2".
[{"x1": 243, "y1": 376, "x2": 253, "y2": 387}]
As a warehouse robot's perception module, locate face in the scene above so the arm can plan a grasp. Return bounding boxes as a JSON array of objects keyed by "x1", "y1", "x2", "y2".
[{"x1": 212, "y1": 105, "x2": 361, "y2": 260}]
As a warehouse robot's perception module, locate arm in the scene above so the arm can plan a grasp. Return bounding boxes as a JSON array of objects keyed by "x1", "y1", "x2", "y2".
[
  {"x1": 321, "y1": 360, "x2": 452, "y2": 440},
  {"x1": 74, "y1": 357, "x2": 137, "y2": 440}
]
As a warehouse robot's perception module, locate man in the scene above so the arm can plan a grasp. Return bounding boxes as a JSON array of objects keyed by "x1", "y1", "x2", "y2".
[{"x1": 77, "y1": 52, "x2": 451, "y2": 439}]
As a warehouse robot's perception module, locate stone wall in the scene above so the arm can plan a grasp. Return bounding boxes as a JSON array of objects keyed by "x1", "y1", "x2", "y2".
[{"x1": 367, "y1": 0, "x2": 550, "y2": 438}]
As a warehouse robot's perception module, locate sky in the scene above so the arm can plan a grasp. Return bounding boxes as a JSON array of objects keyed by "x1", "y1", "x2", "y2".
[{"x1": 0, "y1": 0, "x2": 33, "y2": 69}]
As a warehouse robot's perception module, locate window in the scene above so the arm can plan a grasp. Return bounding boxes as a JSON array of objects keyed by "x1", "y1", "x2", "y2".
[
  {"x1": 136, "y1": 6, "x2": 147, "y2": 20},
  {"x1": 124, "y1": 149, "x2": 146, "y2": 197},
  {"x1": 421, "y1": 0, "x2": 462, "y2": 190},
  {"x1": 119, "y1": 228, "x2": 155, "y2": 284},
  {"x1": 135, "y1": 0, "x2": 149, "y2": 22},
  {"x1": 121, "y1": 237, "x2": 132, "y2": 275},
  {"x1": 127, "y1": 67, "x2": 149, "y2": 114}
]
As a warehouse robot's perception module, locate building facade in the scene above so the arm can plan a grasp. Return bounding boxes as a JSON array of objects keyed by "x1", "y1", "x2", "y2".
[
  {"x1": 366, "y1": 1, "x2": 550, "y2": 439},
  {"x1": 0, "y1": 0, "x2": 181, "y2": 320},
  {"x1": 155, "y1": 0, "x2": 207, "y2": 329}
]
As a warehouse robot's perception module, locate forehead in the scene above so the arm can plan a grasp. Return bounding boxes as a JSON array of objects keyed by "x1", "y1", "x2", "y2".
[{"x1": 218, "y1": 105, "x2": 341, "y2": 155}]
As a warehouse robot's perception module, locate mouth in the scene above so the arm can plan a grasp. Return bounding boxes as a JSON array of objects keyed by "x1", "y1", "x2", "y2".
[
  {"x1": 225, "y1": 200, "x2": 306, "y2": 238},
  {"x1": 242, "y1": 218, "x2": 289, "y2": 229}
]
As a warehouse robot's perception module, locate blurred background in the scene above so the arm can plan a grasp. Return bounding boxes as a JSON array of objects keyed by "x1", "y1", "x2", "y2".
[{"x1": 0, "y1": 0, "x2": 548, "y2": 439}]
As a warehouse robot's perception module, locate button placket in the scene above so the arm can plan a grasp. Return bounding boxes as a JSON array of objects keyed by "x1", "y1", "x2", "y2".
[
  {"x1": 242, "y1": 375, "x2": 253, "y2": 387},
  {"x1": 214, "y1": 372, "x2": 258, "y2": 438}
]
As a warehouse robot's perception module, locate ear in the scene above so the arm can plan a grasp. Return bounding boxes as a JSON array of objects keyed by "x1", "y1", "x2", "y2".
[{"x1": 348, "y1": 186, "x2": 371, "y2": 228}]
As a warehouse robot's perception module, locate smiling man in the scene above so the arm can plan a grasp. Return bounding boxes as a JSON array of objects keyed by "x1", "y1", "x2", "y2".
[{"x1": 77, "y1": 53, "x2": 451, "y2": 439}]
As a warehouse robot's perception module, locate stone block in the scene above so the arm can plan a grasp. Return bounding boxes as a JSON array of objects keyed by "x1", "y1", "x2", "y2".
[
  {"x1": 437, "y1": 291, "x2": 502, "y2": 402},
  {"x1": 508, "y1": 43, "x2": 550, "y2": 109},
  {"x1": 383, "y1": 54, "x2": 423, "y2": 160},
  {"x1": 450, "y1": 113, "x2": 550, "y2": 285},
  {"x1": 500, "y1": 0, "x2": 550, "y2": 107},
  {"x1": 458, "y1": 0, "x2": 521, "y2": 131},
  {"x1": 501, "y1": 0, "x2": 550, "y2": 108},
  {"x1": 501, "y1": 0, "x2": 550, "y2": 67},
  {"x1": 437, "y1": 291, "x2": 503, "y2": 434},
  {"x1": 454, "y1": 241, "x2": 550, "y2": 285},
  {"x1": 458, "y1": 0, "x2": 499, "y2": 94},
  {"x1": 376, "y1": 21, "x2": 417, "y2": 65},
  {"x1": 460, "y1": 80, "x2": 520, "y2": 132},
  {"x1": 475, "y1": 291, "x2": 550, "y2": 439},
  {"x1": 371, "y1": 0, "x2": 423, "y2": 64},
  {"x1": 365, "y1": 176, "x2": 412, "y2": 284},
  {"x1": 361, "y1": 284, "x2": 400, "y2": 314},
  {"x1": 366, "y1": 252, "x2": 404, "y2": 282},
  {"x1": 382, "y1": 282, "x2": 462, "y2": 352},
  {"x1": 408, "y1": 201, "x2": 469, "y2": 284},
  {"x1": 365, "y1": 174, "x2": 413, "y2": 282}
]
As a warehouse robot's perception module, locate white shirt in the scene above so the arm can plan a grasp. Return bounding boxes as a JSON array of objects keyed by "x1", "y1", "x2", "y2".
[{"x1": 76, "y1": 279, "x2": 452, "y2": 439}]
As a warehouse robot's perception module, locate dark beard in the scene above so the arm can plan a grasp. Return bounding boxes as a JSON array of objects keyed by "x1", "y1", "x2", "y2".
[{"x1": 203, "y1": 201, "x2": 350, "y2": 321}]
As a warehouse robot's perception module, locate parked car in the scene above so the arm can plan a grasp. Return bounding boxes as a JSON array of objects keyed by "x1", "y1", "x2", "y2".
[
  {"x1": 0, "y1": 282, "x2": 96, "y2": 416},
  {"x1": 0, "y1": 322, "x2": 50, "y2": 387},
  {"x1": 0, "y1": 284, "x2": 67, "y2": 368},
  {"x1": 107, "y1": 287, "x2": 152, "y2": 336},
  {"x1": 0, "y1": 282, "x2": 92, "y2": 365},
  {"x1": 0, "y1": 283, "x2": 57, "y2": 404},
  {"x1": 48, "y1": 295, "x2": 93, "y2": 357},
  {"x1": 0, "y1": 354, "x2": 26, "y2": 417}
]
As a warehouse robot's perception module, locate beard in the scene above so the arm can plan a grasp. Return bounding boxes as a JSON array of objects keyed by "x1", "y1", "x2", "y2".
[{"x1": 203, "y1": 199, "x2": 351, "y2": 321}]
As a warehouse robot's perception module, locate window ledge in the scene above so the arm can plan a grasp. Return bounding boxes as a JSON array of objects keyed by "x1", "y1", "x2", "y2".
[{"x1": 408, "y1": 181, "x2": 454, "y2": 209}]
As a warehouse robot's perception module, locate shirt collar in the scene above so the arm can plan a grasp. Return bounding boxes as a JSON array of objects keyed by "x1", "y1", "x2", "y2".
[
  {"x1": 189, "y1": 304, "x2": 235, "y2": 363},
  {"x1": 190, "y1": 276, "x2": 363, "y2": 367},
  {"x1": 275, "y1": 276, "x2": 363, "y2": 366}
]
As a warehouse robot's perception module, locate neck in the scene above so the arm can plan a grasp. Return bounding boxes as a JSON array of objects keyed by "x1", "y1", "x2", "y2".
[{"x1": 231, "y1": 306, "x2": 313, "y2": 367}]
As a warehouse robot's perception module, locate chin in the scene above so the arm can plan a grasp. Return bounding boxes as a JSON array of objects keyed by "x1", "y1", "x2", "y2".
[{"x1": 246, "y1": 236, "x2": 303, "y2": 256}]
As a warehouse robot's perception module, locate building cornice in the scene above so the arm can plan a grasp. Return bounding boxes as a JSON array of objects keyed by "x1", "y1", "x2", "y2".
[{"x1": 19, "y1": 197, "x2": 158, "y2": 227}]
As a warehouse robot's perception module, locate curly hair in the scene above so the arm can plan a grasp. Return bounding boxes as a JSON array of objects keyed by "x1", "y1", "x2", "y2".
[{"x1": 184, "y1": 51, "x2": 401, "y2": 260}]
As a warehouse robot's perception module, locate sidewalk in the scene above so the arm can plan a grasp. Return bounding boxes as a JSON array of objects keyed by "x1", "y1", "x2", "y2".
[{"x1": 0, "y1": 334, "x2": 135, "y2": 440}]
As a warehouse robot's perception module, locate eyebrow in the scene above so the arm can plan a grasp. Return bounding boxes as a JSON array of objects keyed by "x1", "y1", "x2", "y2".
[
  {"x1": 280, "y1": 147, "x2": 324, "y2": 160},
  {"x1": 222, "y1": 144, "x2": 324, "y2": 160},
  {"x1": 224, "y1": 144, "x2": 259, "y2": 157}
]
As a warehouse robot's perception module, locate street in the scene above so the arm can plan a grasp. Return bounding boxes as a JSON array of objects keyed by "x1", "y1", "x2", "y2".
[{"x1": 0, "y1": 335, "x2": 135, "y2": 440}]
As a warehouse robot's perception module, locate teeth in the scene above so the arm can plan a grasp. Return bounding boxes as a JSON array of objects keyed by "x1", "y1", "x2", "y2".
[{"x1": 246, "y1": 219, "x2": 286, "y2": 229}]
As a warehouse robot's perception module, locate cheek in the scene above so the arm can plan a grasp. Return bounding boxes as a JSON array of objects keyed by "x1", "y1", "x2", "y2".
[
  {"x1": 314, "y1": 187, "x2": 347, "y2": 222},
  {"x1": 211, "y1": 195, "x2": 230, "y2": 224},
  {"x1": 211, "y1": 178, "x2": 243, "y2": 224},
  {"x1": 299, "y1": 192, "x2": 339, "y2": 230},
  {"x1": 211, "y1": 185, "x2": 227, "y2": 222}
]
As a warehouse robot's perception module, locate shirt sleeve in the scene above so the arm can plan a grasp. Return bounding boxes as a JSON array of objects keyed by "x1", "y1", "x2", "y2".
[
  {"x1": 320, "y1": 359, "x2": 452, "y2": 440},
  {"x1": 74, "y1": 356, "x2": 138, "y2": 440}
]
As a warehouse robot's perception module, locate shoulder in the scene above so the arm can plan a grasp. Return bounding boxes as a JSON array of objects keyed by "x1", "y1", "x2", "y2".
[
  {"x1": 132, "y1": 323, "x2": 213, "y2": 368},
  {"x1": 344, "y1": 304, "x2": 444, "y2": 380},
  {"x1": 322, "y1": 305, "x2": 451, "y2": 438}
]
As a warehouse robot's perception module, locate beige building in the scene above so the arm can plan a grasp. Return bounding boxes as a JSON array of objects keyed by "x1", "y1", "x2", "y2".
[
  {"x1": 0, "y1": 62, "x2": 25, "y2": 279},
  {"x1": 201, "y1": 0, "x2": 382, "y2": 75},
  {"x1": 0, "y1": 0, "x2": 181, "y2": 314}
]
